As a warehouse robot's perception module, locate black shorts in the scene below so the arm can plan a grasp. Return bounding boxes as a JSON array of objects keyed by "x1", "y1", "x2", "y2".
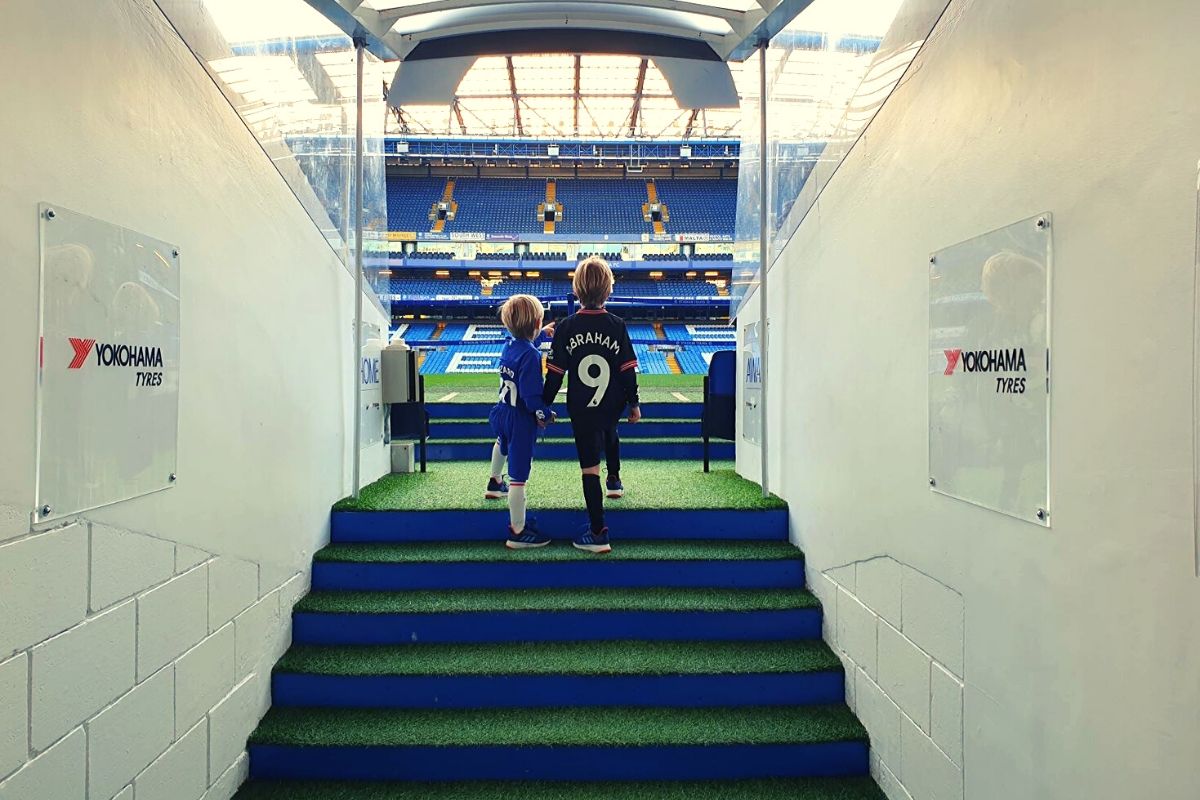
[{"x1": 572, "y1": 419, "x2": 619, "y2": 469}]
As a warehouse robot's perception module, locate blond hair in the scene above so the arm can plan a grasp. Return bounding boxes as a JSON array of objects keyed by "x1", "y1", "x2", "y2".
[
  {"x1": 573, "y1": 256, "x2": 614, "y2": 308},
  {"x1": 499, "y1": 294, "x2": 544, "y2": 340}
]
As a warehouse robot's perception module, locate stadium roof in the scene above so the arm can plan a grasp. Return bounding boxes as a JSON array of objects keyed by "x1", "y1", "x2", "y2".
[
  {"x1": 198, "y1": 0, "x2": 896, "y2": 141},
  {"x1": 304, "y1": 0, "x2": 806, "y2": 63}
]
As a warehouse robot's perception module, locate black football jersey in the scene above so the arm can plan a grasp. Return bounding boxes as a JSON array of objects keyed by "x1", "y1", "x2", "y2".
[{"x1": 543, "y1": 309, "x2": 639, "y2": 420}]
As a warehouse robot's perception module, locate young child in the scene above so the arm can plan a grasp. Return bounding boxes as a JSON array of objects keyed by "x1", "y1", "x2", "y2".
[
  {"x1": 486, "y1": 294, "x2": 556, "y2": 549},
  {"x1": 542, "y1": 257, "x2": 641, "y2": 553}
]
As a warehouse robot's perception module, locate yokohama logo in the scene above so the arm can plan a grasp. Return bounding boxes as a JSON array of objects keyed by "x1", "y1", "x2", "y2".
[
  {"x1": 65, "y1": 338, "x2": 163, "y2": 369},
  {"x1": 943, "y1": 349, "x2": 962, "y2": 376},
  {"x1": 68, "y1": 338, "x2": 96, "y2": 369}
]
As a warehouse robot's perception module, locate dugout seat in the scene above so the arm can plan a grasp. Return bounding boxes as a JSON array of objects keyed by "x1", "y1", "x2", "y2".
[{"x1": 701, "y1": 349, "x2": 736, "y2": 471}]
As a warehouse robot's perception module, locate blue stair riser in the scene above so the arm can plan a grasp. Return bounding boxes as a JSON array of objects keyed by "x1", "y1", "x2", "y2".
[
  {"x1": 271, "y1": 671, "x2": 845, "y2": 710},
  {"x1": 311, "y1": 559, "x2": 806, "y2": 591},
  {"x1": 332, "y1": 509, "x2": 788, "y2": 542},
  {"x1": 432, "y1": 421, "x2": 701, "y2": 438},
  {"x1": 293, "y1": 608, "x2": 821, "y2": 645},
  {"x1": 248, "y1": 742, "x2": 869, "y2": 781},
  {"x1": 427, "y1": 402, "x2": 703, "y2": 419},
  {"x1": 427, "y1": 441, "x2": 733, "y2": 461}
]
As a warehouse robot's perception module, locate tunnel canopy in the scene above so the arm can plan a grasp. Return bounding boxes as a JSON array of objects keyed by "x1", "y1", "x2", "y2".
[{"x1": 303, "y1": 0, "x2": 816, "y2": 109}]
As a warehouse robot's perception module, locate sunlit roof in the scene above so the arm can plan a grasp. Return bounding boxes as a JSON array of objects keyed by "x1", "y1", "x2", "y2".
[{"x1": 193, "y1": 0, "x2": 899, "y2": 141}]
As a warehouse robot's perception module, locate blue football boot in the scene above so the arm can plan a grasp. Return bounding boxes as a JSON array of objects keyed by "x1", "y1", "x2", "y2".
[
  {"x1": 485, "y1": 477, "x2": 509, "y2": 499},
  {"x1": 606, "y1": 475, "x2": 625, "y2": 499}
]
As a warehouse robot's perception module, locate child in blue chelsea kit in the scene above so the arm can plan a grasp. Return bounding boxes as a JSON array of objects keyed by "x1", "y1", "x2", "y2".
[{"x1": 485, "y1": 294, "x2": 557, "y2": 548}]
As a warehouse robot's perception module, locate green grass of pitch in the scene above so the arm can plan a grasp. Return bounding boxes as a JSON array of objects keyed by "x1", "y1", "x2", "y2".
[
  {"x1": 425, "y1": 372, "x2": 702, "y2": 403},
  {"x1": 334, "y1": 460, "x2": 784, "y2": 512}
]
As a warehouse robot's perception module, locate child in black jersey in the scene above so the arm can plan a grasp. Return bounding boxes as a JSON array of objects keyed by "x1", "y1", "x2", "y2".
[{"x1": 542, "y1": 257, "x2": 640, "y2": 553}]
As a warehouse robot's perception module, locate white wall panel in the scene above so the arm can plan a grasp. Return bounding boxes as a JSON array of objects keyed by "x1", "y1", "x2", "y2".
[{"x1": 744, "y1": 0, "x2": 1200, "y2": 796}]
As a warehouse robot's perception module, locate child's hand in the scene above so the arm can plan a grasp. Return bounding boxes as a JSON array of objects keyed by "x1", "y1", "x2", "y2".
[
  {"x1": 540, "y1": 323, "x2": 556, "y2": 339},
  {"x1": 628, "y1": 405, "x2": 641, "y2": 424}
]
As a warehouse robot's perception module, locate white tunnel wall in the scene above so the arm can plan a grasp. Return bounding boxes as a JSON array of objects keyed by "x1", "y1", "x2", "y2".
[
  {"x1": 0, "y1": 0, "x2": 389, "y2": 796},
  {"x1": 738, "y1": 0, "x2": 1200, "y2": 797}
]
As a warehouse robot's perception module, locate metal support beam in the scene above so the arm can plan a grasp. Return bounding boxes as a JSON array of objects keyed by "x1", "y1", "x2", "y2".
[
  {"x1": 452, "y1": 99, "x2": 468, "y2": 135},
  {"x1": 506, "y1": 56, "x2": 525, "y2": 137},
  {"x1": 682, "y1": 108, "x2": 700, "y2": 139},
  {"x1": 573, "y1": 54, "x2": 582, "y2": 136},
  {"x1": 375, "y1": 0, "x2": 747, "y2": 27},
  {"x1": 757, "y1": 41, "x2": 769, "y2": 499},
  {"x1": 627, "y1": 57, "x2": 648, "y2": 138},
  {"x1": 351, "y1": 38, "x2": 366, "y2": 499}
]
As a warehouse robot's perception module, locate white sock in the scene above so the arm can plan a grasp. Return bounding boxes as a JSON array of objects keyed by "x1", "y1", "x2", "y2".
[
  {"x1": 490, "y1": 441, "x2": 506, "y2": 480},
  {"x1": 509, "y1": 483, "x2": 527, "y2": 533}
]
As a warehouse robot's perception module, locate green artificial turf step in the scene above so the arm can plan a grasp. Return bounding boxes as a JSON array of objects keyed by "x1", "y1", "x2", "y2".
[
  {"x1": 275, "y1": 639, "x2": 841, "y2": 677},
  {"x1": 249, "y1": 704, "x2": 867, "y2": 748},
  {"x1": 334, "y1": 461, "x2": 786, "y2": 512},
  {"x1": 234, "y1": 777, "x2": 886, "y2": 800},
  {"x1": 429, "y1": 417, "x2": 700, "y2": 425},
  {"x1": 314, "y1": 540, "x2": 803, "y2": 564},
  {"x1": 432, "y1": 436, "x2": 708, "y2": 445},
  {"x1": 296, "y1": 586, "x2": 820, "y2": 615}
]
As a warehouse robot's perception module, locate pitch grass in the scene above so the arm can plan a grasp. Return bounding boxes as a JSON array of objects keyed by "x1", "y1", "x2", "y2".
[
  {"x1": 234, "y1": 778, "x2": 887, "y2": 800},
  {"x1": 276, "y1": 639, "x2": 841, "y2": 677},
  {"x1": 425, "y1": 373, "x2": 702, "y2": 404},
  {"x1": 333, "y1": 461, "x2": 784, "y2": 512},
  {"x1": 296, "y1": 587, "x2": 819, "y2": 615},
  {"x1": 315, "y1": 540, "x2": 801, "y2": 564},
  {"x1": 248, "y1": 704, "x2": 867, "y2": 748}
]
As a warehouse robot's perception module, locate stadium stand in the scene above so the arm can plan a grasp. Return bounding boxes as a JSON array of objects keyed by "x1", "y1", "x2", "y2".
[
  {"x1": 553, "y1": 178, "x2": 649, "y2": 235},
  {"x1": 664, "y1": 323, "x2": 735, "y2": 342},
  {"x1": 380, "y1": 172, "x2": 735, "y2": 375},
  {"x1": 448, "y1": 178, "x2": 546, "y2": 233},
  {"x1": 654, "y1": 179, "x2": 738, "y2": 235},
  {"x1": 386, "y1": 176, "x2": 445, "y2": 232}
]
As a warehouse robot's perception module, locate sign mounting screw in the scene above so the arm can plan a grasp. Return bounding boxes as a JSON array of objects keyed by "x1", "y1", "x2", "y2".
[
  {"x1": 928, "y1": 477, "x2": 937, "y2": 487},
  {"x1": 1036, "y1": 507, "x2": 1048, "y2": 521},
  {"x1": 172, "y1": 249, "x2": 179, "y2": 258},
  {"x1": 169, "y1": 473, "x2": 177, "y2": 483},
  {"x1": 40, "y1": 504, "x2": 51, "y2": 516},
  {"x1": 45, "y1": 209, "x2": 56, "y2": 220},
  {"x1": 1035, "y1": 217, "x2": 1048, "y2": 230}
]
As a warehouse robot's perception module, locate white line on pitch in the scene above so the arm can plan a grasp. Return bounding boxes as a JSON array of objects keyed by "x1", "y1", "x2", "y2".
[
  {"x1": 436, "y1": 392, "x2": 459, "y2": 402},
  {"x1": 672, "y1": 392, "x2": 691, "y2": 402}
]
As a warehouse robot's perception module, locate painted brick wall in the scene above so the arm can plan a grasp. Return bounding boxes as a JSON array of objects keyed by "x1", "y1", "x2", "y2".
[
  {"x1": 0, "y1": 518, "x2": 310, "y2": 800},
  {"x1": 808, "y1": 558, "x2": 965, "y2": 800}
]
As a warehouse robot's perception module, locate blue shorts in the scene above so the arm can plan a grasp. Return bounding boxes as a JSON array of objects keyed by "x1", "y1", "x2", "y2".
[{"x1": 489, "y1": 405, "x2": 538, "y2": 483}]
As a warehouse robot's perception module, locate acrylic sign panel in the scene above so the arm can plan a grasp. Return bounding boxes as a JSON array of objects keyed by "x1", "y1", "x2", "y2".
[
  {"x1": 36, "y1": 204, "x2": 180, "y2": 524},
  {"x1": 929, "y1": 213, "x2": 1051, "y2": 526},
  {"x1": 743, "y1": 321, "x2": 763, "y2": 445},
  {"x1": 360, "y1": 321, "x2": 385, "y2": 448}
]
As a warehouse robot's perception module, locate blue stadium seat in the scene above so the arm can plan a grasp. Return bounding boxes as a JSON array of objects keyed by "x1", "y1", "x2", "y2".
[{"x1": 387, "y1": 177, "x2": 446, "y2": 232}]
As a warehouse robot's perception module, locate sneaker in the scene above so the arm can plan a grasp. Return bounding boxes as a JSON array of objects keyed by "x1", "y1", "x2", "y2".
[
  {"x1": 506, "y1": 519, "x2": 551, "y2": 549},
  {"x1": 605, "y1": 476, "x2": 625, "y2": 499},
  {"x1": 573, "y1": 525, "x2": 612, "y2": 554},
  {"x1": 485, "y1": 477, "x2": 509, "y2": 499}
]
